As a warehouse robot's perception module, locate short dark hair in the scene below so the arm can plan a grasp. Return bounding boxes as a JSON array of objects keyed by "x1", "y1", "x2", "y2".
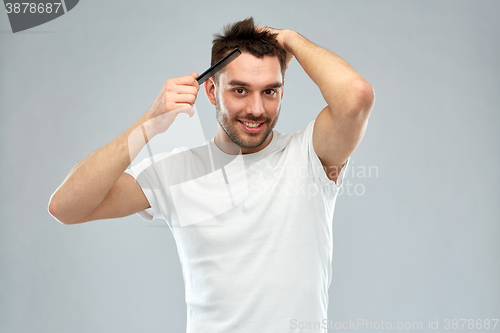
[{"x1": 211, "y1": 17, "x2": 287, "y2": 82}]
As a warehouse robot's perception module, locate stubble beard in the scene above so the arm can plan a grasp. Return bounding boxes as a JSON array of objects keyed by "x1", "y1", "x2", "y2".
[{"x1": 215, "y1": 94, "x2": 280, "y2": 150}]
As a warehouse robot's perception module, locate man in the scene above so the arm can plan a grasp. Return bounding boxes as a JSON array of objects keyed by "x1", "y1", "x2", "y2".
[{"x1": 49, "y1": 17, "x2": 374, "y2": 333}]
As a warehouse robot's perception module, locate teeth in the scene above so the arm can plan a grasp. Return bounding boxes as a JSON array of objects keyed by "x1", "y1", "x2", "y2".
[{"x1": 242, "y1": 121, "x2": 260, "y2": 128}]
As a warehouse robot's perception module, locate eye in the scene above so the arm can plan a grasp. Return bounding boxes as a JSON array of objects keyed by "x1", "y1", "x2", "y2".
[
  {"x1": 234, "y1": 88, "x2": 246, "y2": 94},
  {"x1": 263, "y1": 89, "x2": 277, "y2": 96}
]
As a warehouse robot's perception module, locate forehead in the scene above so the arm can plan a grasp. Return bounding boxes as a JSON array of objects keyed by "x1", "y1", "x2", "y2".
[{"x1": 220, "y1": 52, "x2": 282, "y2": 86}]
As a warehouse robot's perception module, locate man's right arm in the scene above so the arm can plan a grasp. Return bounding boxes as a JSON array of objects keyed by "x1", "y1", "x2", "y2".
[{"x1": 48, "y1": 73, "x2": 200, "y2": 224}]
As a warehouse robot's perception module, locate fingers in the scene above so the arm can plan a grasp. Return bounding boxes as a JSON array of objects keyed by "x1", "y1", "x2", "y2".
[
  {"x1": 256, "y1": 25, "x2": 279, "y2": 35},
  {"x1": 163, "y1": 73, "x2": 200, "y2": 111},
  {"x1": 189, "y1": 72, "x2": 200, "y2": 80},
  {"x1": 165, "y1": 84, "x2": 198, "y2": 96},
  {"x1": 166, "y1": 93, "x2": 197, "y2": 106},
  {"x1": 256, "y1": 25, "x2": 271, "y2": 32},
  {"x1": 167, "y1": 73, "x2": 200, "y2": 89},
  {"x1": 256, "y1": 26, "x2": 294, "y2": 68},
  {"x1": 144, "y1": 72, "x2": 200, "y2": 135}
]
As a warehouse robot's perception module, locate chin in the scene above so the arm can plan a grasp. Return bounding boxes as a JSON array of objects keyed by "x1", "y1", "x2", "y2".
[
  {"x1": 235, "y1": 124, "x2": 273, "y2": 148},
  {"x1": 215, "y1": 103, "x2": 280, "y2": 150}
]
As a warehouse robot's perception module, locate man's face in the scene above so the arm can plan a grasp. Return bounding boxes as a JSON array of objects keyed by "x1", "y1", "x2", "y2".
[{"x1": 207, "y1": 52, "x2": 284, "y2": 154}]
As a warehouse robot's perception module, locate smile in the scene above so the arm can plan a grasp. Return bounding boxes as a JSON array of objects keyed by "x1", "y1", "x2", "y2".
[{"x1": 238, "y1": 120, "x2": 264, "y2": 133}]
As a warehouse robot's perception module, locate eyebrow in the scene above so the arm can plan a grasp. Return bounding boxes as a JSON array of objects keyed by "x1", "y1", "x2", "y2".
[{"x1": 227, "y1": 80, "x2": 283, "y2": 89}]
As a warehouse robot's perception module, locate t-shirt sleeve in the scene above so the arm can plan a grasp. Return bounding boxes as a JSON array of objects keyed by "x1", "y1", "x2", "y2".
[
  {"x1": 124, "y1": 152, "x2": 172, "y2": 222},
  {"x1": 298, "y1": 120, "x2": 350, "y2": 193}
]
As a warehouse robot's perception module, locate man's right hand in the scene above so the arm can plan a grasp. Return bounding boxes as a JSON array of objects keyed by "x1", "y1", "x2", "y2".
[
  {"x1": 143, "y1": 72, "x2": 200, "y2": 136},
  {"x1": 48, "y1": 72, "x2": 201, "y2": 224}
]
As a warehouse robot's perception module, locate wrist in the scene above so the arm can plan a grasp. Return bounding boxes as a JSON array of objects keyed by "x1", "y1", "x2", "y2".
[
  {"x1": 283, "y1": 29, "x2": 298, "y2": 52},
  {"x1": 282, "y1": 29, "x2": 299, "y2": 53}
]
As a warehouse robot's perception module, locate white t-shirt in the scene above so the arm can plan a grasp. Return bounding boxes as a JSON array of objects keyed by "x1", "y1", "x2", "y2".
[{"x1": 125, "y1": 120, "x2": 349, "y2": 333}]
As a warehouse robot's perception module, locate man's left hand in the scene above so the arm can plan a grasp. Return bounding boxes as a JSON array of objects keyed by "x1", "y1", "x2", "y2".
[{"x1": 256, "y1": 25, "x2": 295, "y2": 70}]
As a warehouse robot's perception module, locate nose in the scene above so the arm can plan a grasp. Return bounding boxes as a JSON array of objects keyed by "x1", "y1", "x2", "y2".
[{"x1": 246, "y1": 93, "x2": 264, "y2": 117}]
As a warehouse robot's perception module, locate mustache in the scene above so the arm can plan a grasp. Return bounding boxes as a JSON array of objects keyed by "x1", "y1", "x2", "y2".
[{"x1": 237, "y1": 116, "x2": 268, "y2": 122}]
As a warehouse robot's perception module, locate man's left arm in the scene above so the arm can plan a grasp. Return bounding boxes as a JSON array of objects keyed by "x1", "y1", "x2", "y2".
[{"x1": 263, "y1": 27, "x2": 375, "y2": 183}]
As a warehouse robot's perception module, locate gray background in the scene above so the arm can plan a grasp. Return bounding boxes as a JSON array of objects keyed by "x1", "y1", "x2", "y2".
[{"x1": 1, "y1": 0, "x2": 499, "y2": 332}]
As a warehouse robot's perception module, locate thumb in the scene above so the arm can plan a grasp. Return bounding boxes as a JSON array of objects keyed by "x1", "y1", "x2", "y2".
[
  {"x1": 173, "y1": 104, "x2": 196, "y2": 118},
  {"x1": 189, "y1": 72, "x2": 199, "y2": 79}
]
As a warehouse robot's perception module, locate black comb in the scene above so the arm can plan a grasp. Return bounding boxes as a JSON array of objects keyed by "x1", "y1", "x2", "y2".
[{"x1": 196, "y1": 48, "x2": 242, "y2": 84}]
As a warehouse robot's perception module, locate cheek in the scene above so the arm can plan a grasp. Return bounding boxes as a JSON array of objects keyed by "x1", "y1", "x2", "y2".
[
  {"x1": 264, "y1": 96, "x2": 282, "y2": 114},
  {"x1": 220, "y1": 93, "x2": 244, "y2": 114}
]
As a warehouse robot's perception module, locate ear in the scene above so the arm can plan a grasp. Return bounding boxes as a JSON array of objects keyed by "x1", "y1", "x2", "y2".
[{"x1": 204, "y1": 77, "x2": 216, "y2": 106}]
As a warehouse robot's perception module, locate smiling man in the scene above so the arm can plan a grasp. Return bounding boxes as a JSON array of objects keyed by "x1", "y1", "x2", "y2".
[
  {"x1": 49, "y1": 17, "x2": 374, "y2": 333},
  {"x1": 209, "y1": 52, "x2": 283, "y2": 153}
]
